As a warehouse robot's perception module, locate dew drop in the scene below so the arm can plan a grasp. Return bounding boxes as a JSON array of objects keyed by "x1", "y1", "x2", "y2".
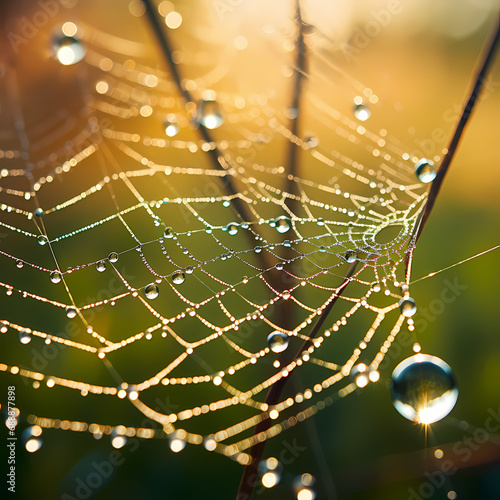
[
  {"x1": 350, "y1": 363, "x2": 371, "y2": 388},
  {"x1": 37, "y1": 235, "x2": 48, "y2": 246},
  {"x1": 164, "y1": 120, "x2": 180, "y2": 137},
  {"x1": 145, "y1": 283, "x2": 159, "y2": 299},
  {"x1": 16, "y1": 260, "x2": 24, "y2": 269},
  {"x1": 226, "y1": 222, "x2": 239, "y2": 235},
  {"x1": 33, "y1": 208, "x2": 44, "y2": 217},
  {"x1": 415, "y1": 159, "x2": 437, "y2": 183},
  {"x1": 344, "y1": 250, "x2": 357, "y2": 263},
  {"x1": 259, "y1": 458, "x2": 282, "y2": 488},
  {"x1": 354, "y1": 103, "x2": 371, "y2": 121},
  {"x1": 185, "y1": 266, "x2": 194, "y2": 274},
  {"x1": 293, "y1": 474, "x2": 316, "y2": 499},
  {"x1": 53, "y1": 35, "x2": 86, "y2": 65},
  {"x1": 198, "y1": 99, "x2": 223, "y2": 129},
  {"x1": 275, "y1": 262, "x2": 284, "y2": 271},
  {"x1": 222, "y1": 200, "x2": 231, "y2": 207},
  {"x1": 96, "y1": 260, "x2": 107, "y2": 272},
  {"x1": 65, "y1": 306, "x2": 78, "y2": 319},
  {"x1": 108, "y1": 252, "x2": 119, "y2": 263},
  {"x1": 164, "y1": 227, "x2": 174, "y2": 238},
  {"x1": 19, "y1": 330, "x2": 31, "y2": 344},
  {"x1": 267, "y1": 331, "x2": 289, "y2": 353},
  {"x1": 203, "y1": 436, "x2": 217, "y2": 451},
  {"x1": 399, "y1": 297, "x2": 417, "y2": 317},
  {"x1": 305, "y1": 136, "x2": 319, "y2": 148},
  {"x1": 391, "y1": 354, "x2": 458, "y2": 424},
  {"x1": 50, "y1": 271, "x2": 62, "y2": 284},
  {"x1": 172, "y1": 270, "x2": 185, "y2": 285},
  {"x1": 274, "y1": 216, "x2": 291, "y2": 234}
]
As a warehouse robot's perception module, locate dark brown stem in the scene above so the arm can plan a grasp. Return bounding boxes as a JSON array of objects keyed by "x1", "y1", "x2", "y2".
[
  {"x1": 141, "y1": 0, "x2": 253, "y2": 225},
  {"x1": 236, "y1": 263, "x2": 357, "y2": 499},
  {"x1": 416, "y1": 17, "x2": 500, "y2": 242},
  {"x1": 284, "y1": 0, "x2": 307, "y2": 213}
]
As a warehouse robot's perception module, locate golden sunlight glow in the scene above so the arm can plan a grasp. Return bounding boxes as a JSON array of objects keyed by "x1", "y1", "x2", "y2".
[
  {"x1": 170, "y1": 438, "x2": 186, "y2": 453},
  {"x1": 297, "y1": 489, "x2": 314, "y2": 500},
  {"x1": 25, "y1": 438, "x2": 42, "y2": 453},
  {"x1": 62, "y1": 22, "x2": 77, "y2": 37},
  {"x1": 165, "y1": 11, "x2": 182, "y2": 29},
  {"x1": 262, "y1": 472, "x2": 278, "y2": 488}
]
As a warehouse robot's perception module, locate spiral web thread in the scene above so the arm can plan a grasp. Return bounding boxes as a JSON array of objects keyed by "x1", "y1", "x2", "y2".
[{"x1": 0, "y1": 1, "x2": 439, "y2": 466}]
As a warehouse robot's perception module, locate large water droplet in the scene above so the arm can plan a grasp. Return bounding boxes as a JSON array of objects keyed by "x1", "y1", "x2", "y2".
[
  {"x1": 164, "y1": 120, "x2": 180, "y2": 137},
  {"x1": 108, "y1": 252, "x2": 119, "y2": 263},
  {"x1": 54, "y1": 35, "x2": 86, "y2": 65},
  {"x1": 415, "y1": 159, "x2": 437, "y2": 183},
  {"x1": 198, "y1": 100, "x2": 223, "y2": 129},
  {"x1": 267, "y1": 331, "x2": 289, "y2": 353},
  {"x1": 19, "y1": 330, "x2": 31, "y2": 344},
  {"x1": 344, "y1": 250, "x2": 357, "y2": 263},
  {"x1": 164, "y1": 227, "x2": 174, "y2": 238},
  {"x1": 226, "y1": 222, "x2": 239, "y2": 236},
  {"x1": 274, "y1": 216, "x2": 291, "y2": 234},
  {"x1": 399, "y1": 297, "x2": 417, "y2": 317},
  {"x1": 33, "y1": 208, "x2": 44, "y2": 217},
  {"x1": 50, "y1": 271, "x2": 62, "y2": 284},
  {"x1": 96, "y1": 260, "x2": 107, "y2": 273},
  {"x1": 391, "y1": 354, "x2": 458, "y2": 424},
  {"x1": 172, "y1": 270, "x2": 185, "y2": 285},
  {"x1": 37, "y1": 235, "x2": 48, "y2": 246},
  {"x1": 16, "y1": 260, "x2": 24, "y2": 269},
  {"x1": 145, "y1": 283, "x2": 159, "y2": 299},
  {"x1": 354, "y1": 103, "x2": 371, "y2": 121},
  {"x1": 65, "y1": 306, "x2": 78, "y2": 319}
]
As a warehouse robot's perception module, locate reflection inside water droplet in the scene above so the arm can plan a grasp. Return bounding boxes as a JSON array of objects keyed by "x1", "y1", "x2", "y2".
[
  {"x1": 172, "y1": 271, "x2": 185, "y2": 285},
  {"x1": 54, "y1": 35, "x2": 86, "y2": 65},
  {"x1": 354, "y1": 103, "x2": 371, "y2": 121},
  {"x1": 415, "y1": 158, "x2": 437, "y2": 183},
  {"x1": 267, "y1": 331, "x2": 289, "y2": 353},
  {"x1": 198, "y1": 100, "x2": 223, "y2": 129},
  {"x1": 391, "y1": 354, "x2": 458, "y2": 424},
  {"x1": 399, "y1": 297, "x2": 417, "y2": 317},
  {"x1": 145, "y1": 283, "x2": 159, "y2": 299}
]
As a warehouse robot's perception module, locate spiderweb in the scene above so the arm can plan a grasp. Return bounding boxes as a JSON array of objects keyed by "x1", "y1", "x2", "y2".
[{"x1": 0, "y1": 0, "x2": 497, "y2": 496}]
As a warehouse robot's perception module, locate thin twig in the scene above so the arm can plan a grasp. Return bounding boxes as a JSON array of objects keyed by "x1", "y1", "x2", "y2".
[{"x1": 416, "y1": 18, "x2": 500, "y2": 241}]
